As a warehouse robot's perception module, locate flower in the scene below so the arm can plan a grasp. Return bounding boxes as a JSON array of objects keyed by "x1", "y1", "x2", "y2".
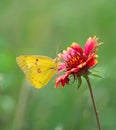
[{"x1": 56, "y1": 36, "x2": 102, "y2": 88}]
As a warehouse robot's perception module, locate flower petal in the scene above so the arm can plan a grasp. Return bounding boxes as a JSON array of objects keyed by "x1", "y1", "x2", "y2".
[
  {"x1": 87, "y1": 59, "x2": 98, "y2": 68},
  {"x1": 71, "y1": 43, "x2": 83, "y2": 54},
  {"x1": 84, "y1": 37, "x2": 98, "y2": 56},
  {"x1": 55, "y1": 76, "x2": 62, "y2": 88},
  {"x1": 58, "y1": 63, "x2": 66, "y2": 71},
  {"x1": 71, "y1": 67, "x2": 80, "y2": 73},
  {"x1": 55, "y1": 74, "x2": 69, "y2": 88},
  {"x1": 67, "y1": 47, "x2": 76, "y2": 57}
]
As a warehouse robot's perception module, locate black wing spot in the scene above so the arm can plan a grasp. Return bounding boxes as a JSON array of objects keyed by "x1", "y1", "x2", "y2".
[
  {"x1": 35, "y1": 59, "x2": 39, "y2": 65},
  {"x1": 37, "y1": 68, "x2": 41, "y2": 73},
  {"x1": 36, "y1": 58, "x2": 39, "y2": 61},
  {"x1": 26, "y1": 65, "x2": 29, "y2": 68}
]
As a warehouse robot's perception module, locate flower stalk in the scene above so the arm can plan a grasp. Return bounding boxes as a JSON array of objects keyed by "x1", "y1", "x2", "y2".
[{"x1": 86, "y1": 78, "x2": 101, "y2": 130}]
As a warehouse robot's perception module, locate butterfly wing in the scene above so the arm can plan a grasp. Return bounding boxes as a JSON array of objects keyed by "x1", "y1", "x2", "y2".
[{"x1": 16, "y1": 55, "x2": 58, "y2": 88}]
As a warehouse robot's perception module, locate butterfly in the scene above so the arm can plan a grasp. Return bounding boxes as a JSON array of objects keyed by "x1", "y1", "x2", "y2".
[{"x1": 16, "y1": 55, "x2": 58, "y2": 88}]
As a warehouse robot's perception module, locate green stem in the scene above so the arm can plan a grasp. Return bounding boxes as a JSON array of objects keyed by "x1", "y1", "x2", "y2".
[{"x1": 86, "y1": 79, "x2": 101, "y2": 130}]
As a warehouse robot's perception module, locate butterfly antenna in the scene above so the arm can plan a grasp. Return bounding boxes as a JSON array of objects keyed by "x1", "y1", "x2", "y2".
[
  {"x1": 56, "y1": 44, "x2": 59, "y2": 57},
  {"x1": 54, "y1": 44, "x2": 59, "y2": 62}
]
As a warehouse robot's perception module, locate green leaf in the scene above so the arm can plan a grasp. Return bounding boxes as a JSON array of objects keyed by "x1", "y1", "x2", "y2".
[
  {"x1": 82, "y1": 74, "x2": 89, "y2": 80},
  {"x1": 92, "y1": 73, "x2": 103, "y2": 78},
  {"x1": 77, "y1": 77, "x2": 82, "y2": 89},
  {"x1": 91, "y1": 69, "x2": 100, "y2": 72}
]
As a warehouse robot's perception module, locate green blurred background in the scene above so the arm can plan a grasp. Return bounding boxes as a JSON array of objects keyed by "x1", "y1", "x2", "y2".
[{"x1": 0, "y1": 0, "x2": 115, "y2": 130}]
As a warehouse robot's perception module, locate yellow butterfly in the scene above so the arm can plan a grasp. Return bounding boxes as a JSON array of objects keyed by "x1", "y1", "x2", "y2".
[{"x1": 16, "y1": 55, "x2": 58, "y2": 89}]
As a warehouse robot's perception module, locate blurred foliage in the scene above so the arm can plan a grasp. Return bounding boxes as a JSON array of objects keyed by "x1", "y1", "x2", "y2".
[{"x1": 0, "y1": 0, "x2": 116, "y2": 130}]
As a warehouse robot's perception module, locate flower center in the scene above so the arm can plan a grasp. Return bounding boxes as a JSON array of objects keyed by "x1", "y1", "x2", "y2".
[{"x1": 66, "y1": 55, "x2": 84, "y2": 70}]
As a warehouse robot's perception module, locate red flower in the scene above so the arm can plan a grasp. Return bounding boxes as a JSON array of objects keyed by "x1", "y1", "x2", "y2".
[{"x1": 56, "y1": 36, "x2": 102, "y2": 87}]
